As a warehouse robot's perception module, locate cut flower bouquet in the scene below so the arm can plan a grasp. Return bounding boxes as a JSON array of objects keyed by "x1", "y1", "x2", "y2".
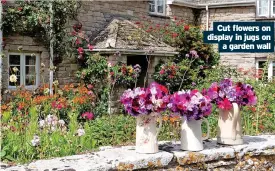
[
  {"x1": 168, "y1": 89, "x2": 212, "y2": 120},
  {"x1": 204, "y1": 78, "x2": 257, "y2": 110},
  {"x1": 120, "y1": 82, "x2": 170, "y2": 116}
]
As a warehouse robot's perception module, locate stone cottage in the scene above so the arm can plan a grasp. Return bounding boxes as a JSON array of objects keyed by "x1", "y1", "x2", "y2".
[{"x1": 1, "y1": 0, "x2": 275, "y2": 95}]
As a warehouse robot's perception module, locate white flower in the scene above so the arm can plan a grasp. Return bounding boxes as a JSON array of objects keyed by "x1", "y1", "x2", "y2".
[
  {"x1": 58, "y1": 120, "x2": 65, "y2": 126},
  {"x1": 39, "y1": 120, "x2": 45, "y2": 128},
  {"x1": 9, "y1": 74, "x2": 17, "y2": 83},
  {"x1": 46, "y1": 115, "x2": 58, "y2": 126},
  {"x1": 108, "y1": 62, "x2": 112, "y2": 67},
  {"x1": 150, "y1": 87, "x2": 157, "y2": 95},
  {"x1": 212, "y1": 66, "x2": 216, "y2": 69},
  {"x1": 77, "y1": 128, "x2": 85, "y2": 136},
  {"x1": 41, "y1": 63, "x2": 45, "y2": 68},
  {"x1": 31, "y1": 135, "x2": 40, "y2": 147},
  {"x1": 53, "y1": 80, "x2": 59, "y2": 86},
  {"x1": 12, "y1": 67, "x2": 19, "y2": 72},
  {"x1": 44, "y1": 88, "x2": 50, "y2": 95}
]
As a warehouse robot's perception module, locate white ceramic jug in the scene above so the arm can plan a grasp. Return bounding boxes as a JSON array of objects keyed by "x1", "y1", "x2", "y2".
[
  {"x1": 217, "y1": 102, "x2": 243, "y2": 145},
  {"x1": 136, "y1": 113, "x2": 162, "y2": 154},
  {"x1": 181, "y1": 118, "x2": 209, "y2": 151}
]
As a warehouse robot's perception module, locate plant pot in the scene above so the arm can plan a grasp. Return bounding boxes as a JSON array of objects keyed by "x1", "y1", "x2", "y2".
[
  {"x1": 135, "y1": 113, "x2": 162, "y2": 154},
  {"x1": 217, "y1": 103, "x2": 243, "y2": 145},
  {"x1": 181, "y1": 118, "x2": 209, "y2": 151}
]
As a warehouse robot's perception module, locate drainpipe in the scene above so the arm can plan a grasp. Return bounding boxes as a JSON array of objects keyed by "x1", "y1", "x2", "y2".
[
  {"x1": 206, "y1": 5, "x2": 209, "y2": 31},
  {"x1": 0, "y1": 2, "x2": 3, "y2": 100}
]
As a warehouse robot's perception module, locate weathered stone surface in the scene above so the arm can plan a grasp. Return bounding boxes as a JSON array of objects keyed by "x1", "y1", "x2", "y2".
[{"x1": 1, "y1": 135, "x2": 275, "y2": 171}]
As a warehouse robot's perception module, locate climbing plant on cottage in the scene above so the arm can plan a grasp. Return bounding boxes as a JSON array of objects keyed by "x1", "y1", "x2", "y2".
[{"x1": 2, "y1": 0, "x2": 79, "y2": 57}]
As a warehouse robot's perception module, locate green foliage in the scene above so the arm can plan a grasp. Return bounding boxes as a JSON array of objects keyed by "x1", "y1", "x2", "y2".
[
  {"x1": 2, "y1": 0, "x2": 79, "y2": 56},
  {"x1": 0, "y1": 108, "x2": 97, "y2": 163},
  {"x1": 141, "y1": 19, "x2": 220, "y2": 91}
]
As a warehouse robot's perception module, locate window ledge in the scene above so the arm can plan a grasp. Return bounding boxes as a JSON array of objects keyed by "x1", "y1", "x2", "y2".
[
  {"x1": 255, "y1": 16, "x2": 275, "y2": 20},
  {"x1": 148, "y1": 13, "x2": 170, "y2": 19}
]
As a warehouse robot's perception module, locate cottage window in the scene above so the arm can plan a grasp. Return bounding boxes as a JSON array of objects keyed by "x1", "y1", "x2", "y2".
[
  {"x1": 8, "y1": 53, "x2": 40, "y2": 89},
  {"x1": 257, "y1": 0, "x2": 275, "y2": 17},
  {"x1": 149, "y1": 0, "x2": 165, "y2": 16},
  {"x1": 256, "y1": 59, "x2": 275, "y2": 80}
]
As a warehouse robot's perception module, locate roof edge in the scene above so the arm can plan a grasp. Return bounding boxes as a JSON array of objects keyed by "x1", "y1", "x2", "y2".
[
  {"x1": 86, "y1": 49, "x2": 178, "y2": 57},
  {"x1": 167, "y1": 0, "x2": 255, "y2": 9}
]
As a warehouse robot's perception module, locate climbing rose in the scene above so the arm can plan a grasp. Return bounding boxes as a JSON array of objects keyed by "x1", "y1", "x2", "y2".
[
  {"x1": 77, "y1": 47, "x2": 84, "y2": 54},
  {"x1": 184, "y1": 25, "x2": 190, "y2": 31},
  {"x1": 87, "y1": 44, "x2": 93, "y2": 51}
]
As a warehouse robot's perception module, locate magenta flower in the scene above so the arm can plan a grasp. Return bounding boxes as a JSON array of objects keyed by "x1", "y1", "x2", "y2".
[
  {"x1": 82, "y1": 112, "x2": 94, "y2": 120},
  {"x1": 77, "y1": 47, "x2": 84, "y2": 54},
  {"x1": 168, "y1": 90, "x2": 212, "y2": 120},
  {"x1": 87, "y1": 44, "x2": 93, "y2": 51}
]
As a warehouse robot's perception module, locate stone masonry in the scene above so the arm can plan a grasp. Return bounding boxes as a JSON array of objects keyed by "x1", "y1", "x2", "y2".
[
  {"x1": 2, "y1": 0, "x2": 274, "y2": 89},
  {"x1": 1, "y1": 135, "x2": 275, "y2": 170}
]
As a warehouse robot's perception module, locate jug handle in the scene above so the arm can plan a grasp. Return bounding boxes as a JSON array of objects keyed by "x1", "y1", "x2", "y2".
[
  {"x1": 202, "y1": 118, "x2": 210, "y2": 141},
  {"x1": 156, "y1": 115, "x2": 163, "y2": 137}
]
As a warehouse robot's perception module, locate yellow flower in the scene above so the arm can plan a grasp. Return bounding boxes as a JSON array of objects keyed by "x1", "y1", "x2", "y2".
[
  {"x1": 128, "y1": 67, "x2": 133, "y2": 74},
  {"x1": 53, "y1": 80, "x2": 59, "y2": 86},
  {"x1": 9, "y1": 74, "x2": 17, "y2": 83}
]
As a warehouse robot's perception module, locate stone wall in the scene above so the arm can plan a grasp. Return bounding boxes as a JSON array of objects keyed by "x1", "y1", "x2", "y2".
[
  {"x1": 2, "y1": 135, "x2": 275, "y2": 171},
  {"x1": 76, "y1": 1, "x2": 194, "y2": 39},
  {"x1": 199, "y1": 6, "x2": 274, "y2": 69}
]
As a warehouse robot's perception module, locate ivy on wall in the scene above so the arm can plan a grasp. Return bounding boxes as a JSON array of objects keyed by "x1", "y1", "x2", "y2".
[{"x1": 2, "y1": 0, "x2": 80, "y2": 59}]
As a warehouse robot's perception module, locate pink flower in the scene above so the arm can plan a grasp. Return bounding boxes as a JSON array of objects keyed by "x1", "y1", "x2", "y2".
[
  {"x1": 77, "y1": 47, "x2": 84, "y2": 54},
  {"x1": 1, "y1": 0, "x2": 7, "y2": 4},
  {"x1": 87, "y1": 44, "x2": 93, "y2": 51},
  {"x1": 87, "y1": 84, "x2": 93, "y2": 89},
  {"x1": 82, "y1": 112, "x2": 94, "y2": 120},
  {"x1": 75, "y1": 38, "x2": 81, "y2": 45}
]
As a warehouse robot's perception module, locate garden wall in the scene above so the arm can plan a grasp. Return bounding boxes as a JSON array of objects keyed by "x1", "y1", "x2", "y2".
[
  {"x1": 2, "y1": 135, "x2": 275, "y2": 170},
  {"x1": 200, "y1": 6, "x2": 274, "y2": 69}
]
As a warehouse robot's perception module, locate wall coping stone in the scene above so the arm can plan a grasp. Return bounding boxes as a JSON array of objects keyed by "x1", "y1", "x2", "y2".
[{"x1": 1, "y1": 135, "x2": 275, "y2": 171}]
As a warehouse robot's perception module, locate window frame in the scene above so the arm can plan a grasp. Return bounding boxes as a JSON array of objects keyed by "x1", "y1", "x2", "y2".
[
  {"x1": 272, "y1": 0, "x2": 275, "y2": 16},
  {"x1": 149, "y1": 0, "x2": 166, "y2": 16},
  {"x1": 256, "y1": 59, "x2": 274, "y2": 80},
  {"x1": 8, "y1": 52, "x2": 40, "y2": 90}
]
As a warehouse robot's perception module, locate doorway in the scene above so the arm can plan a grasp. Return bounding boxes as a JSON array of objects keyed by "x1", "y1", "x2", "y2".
[{"x1": 127, "y1": 55, "x2": 148, "y2": 88}]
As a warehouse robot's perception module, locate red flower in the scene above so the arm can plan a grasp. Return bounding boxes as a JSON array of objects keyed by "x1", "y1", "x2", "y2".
[
  {"x1": 1, "y1": 0, "x2": 6, "y2": 4},
  {"x1": 18, "y1": 7, "x2": 23, "y2": 11},
  {"x1": 77, "y1": 47, "x2": 84, "y2": 54},
  {"x1": 87, "y1": 44, "x2": 93, "y2": 51},
  {"x1": 159, "y1": 69, "x2": 165, "y2": 75},
  {"x1": 172, "y1": 32, "x2": 178, "y2": 38},
  {"x1": 184, "y1": 25, "x2": 190, "y2": 31},
  {"x1": 218, "y1": 98, "x2": 232, "y2": 110},
  {"x1": 173, "y1": 16, "x2": 177, "y2": 20},
  {"x1": 135, "y1": 21, "x2": 141, "y2": 24}
]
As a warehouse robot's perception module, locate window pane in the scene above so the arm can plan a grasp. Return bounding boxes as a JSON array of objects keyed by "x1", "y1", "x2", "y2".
[
  {"x1": 258, "y1": 61, "x2": 267, "y2": 68},
  {"x1": 259, "y1": 0, "x2": 269, "y2": 15},
  {"x1": 26, "y1": 55, "x2": 36, "y2": 65},
  {"x1": 25, "y1": 75, "x2": 36, "y2": 86},
  {"x1": 157, "y1": 0, "x2": 164, "y2": 13},
  {"x1": 9, "y1": 55, "x2": 20, "y2": 65},
  {"x1": 273, "y1": 0, "x2": 275, "y2": 14},
  {"x1": 149, "y1": 0, "x2": 155, "y2": 12},
  {"x1": 26, "y1": 66, "x2": 36, "y2": 75}
]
